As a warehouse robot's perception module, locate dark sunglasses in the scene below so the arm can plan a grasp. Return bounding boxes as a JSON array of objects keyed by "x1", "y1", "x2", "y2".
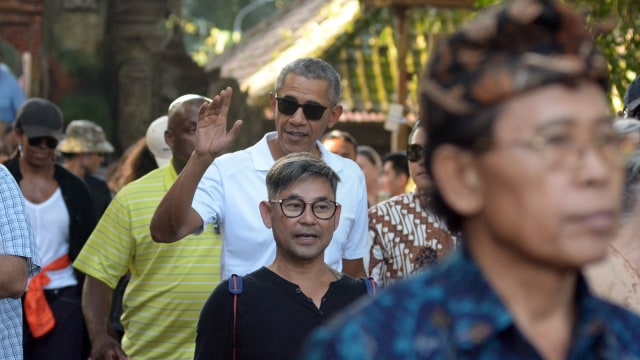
[
  {"x1": 28, "y1": 136, "x2": 59, "y2": 149},
  {"x1": 406, "y1": 144, "x2": 425, "y2": 162},
  {"x1": 276, "y1": 96, "x2": 330, "y2": 121}
]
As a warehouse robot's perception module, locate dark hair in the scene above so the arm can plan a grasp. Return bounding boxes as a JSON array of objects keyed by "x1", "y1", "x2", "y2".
[
  {"x1": 321, "y1": 130, "x2": 358, "y2": 148},
  {"x1": 382, "y1": 151, "x2": 409, "y2": 178},
  {"x1": 266, "y1": 152, "x2": 340, "y2": 200},
  {"x1": 357, "y1": 145, "x2": 381, "y2": 167},
  {"x1": 107, "y1": 137, "x2": 158, "y2": 193}
]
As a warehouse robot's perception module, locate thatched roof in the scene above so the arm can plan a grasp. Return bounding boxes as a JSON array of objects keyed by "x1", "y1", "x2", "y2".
[
  {"x1": 205, "y1": 0, "x2": 360, "y2": 103},
  {"x1": 204, "y1": 0, "x2": 474, "y2": 122}
]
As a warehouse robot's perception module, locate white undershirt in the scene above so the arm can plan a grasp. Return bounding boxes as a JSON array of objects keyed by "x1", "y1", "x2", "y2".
[{"x1": 25, "y1": 188, "x2": 77, "y2": 289}]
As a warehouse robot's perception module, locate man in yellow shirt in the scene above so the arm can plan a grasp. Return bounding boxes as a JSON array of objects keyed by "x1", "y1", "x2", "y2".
[{"x1": 73, "y1": 94, "x2": 222, "y2": 359}]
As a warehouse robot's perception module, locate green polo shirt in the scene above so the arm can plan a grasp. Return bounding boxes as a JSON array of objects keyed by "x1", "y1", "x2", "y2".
[{"x1": 74, "y1": 164, "x2": 221, "y2": 359}]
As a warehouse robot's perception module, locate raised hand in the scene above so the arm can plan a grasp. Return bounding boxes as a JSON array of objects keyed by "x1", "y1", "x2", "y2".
[{"x1": 195, "y1": 86, "x2": 243, "y2": 159}]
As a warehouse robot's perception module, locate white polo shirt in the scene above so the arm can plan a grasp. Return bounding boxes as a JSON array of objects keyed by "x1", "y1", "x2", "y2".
[{"x1": 193, "y1": 132, "x2": 369, "y2": 278}]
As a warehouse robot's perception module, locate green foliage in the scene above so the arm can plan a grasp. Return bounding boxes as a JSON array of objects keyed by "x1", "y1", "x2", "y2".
[
  {"x1": 472, "y1": 0, "x2": 640, "y2": 110},
  {"x1": 178, "y1": 0, "x2": 638, "y2": 111},
  {"x1": 58, "y1": 93, "x2": 112, "y2": 137},
  {"x1": 179, "y1": 0, "x2": 293, "y2": 64}
]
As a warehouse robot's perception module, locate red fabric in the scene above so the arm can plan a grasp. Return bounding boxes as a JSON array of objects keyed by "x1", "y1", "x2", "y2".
[{"x1": 24, "y1": 254, "x2": 71, "y2": 338}]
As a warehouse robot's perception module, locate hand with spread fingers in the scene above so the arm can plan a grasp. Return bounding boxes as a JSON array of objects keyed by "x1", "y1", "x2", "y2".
[{"x1": 195, "y1": 87, "x2": 243, "y2": 159}]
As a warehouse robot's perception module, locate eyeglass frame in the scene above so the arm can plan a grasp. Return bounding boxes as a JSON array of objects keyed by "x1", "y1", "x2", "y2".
[
  {"x1": 470, "y1": 123, "x2": 626, "y2": 169},
  {"x1": 270, "y1": 198, "x2": 339, "y2": 220},
  {"x1": 275, "y1": 95, "x2": 333, "y2": 121}
]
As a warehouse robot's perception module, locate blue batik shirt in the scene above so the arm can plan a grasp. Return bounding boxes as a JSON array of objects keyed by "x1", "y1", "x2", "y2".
[{"x1": 300, "y1": 247, "x2": 640, "y2": 359}]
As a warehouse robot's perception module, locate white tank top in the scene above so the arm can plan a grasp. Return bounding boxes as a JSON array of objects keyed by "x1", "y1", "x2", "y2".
[{"x1": 25, "y1": 188, "x2": 77, "y2": 289}]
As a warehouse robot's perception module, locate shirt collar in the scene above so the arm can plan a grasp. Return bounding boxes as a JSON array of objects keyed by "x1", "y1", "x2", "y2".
[
  {"x1": 249, "y1": 131, "x2": 344, "y2": 172},
  {"x1": 445, "y1": 248, "x2": 620, "y2": 356}
]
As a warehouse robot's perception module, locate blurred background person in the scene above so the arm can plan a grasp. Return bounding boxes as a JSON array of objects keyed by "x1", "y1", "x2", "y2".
[
  {"x1": 321, "y1": 129, "x2": 358, "y2": 161},
  {"x1": 378, "y1": 151, "x2": 409, "y2": 201},
  {"x1": 145, "y1": 115, "x2": 172, "y2": 167},
  {"x1": 368, "y1": 122, "x2": 458, "y2": 287},
  {"x1": 0, "y1": 41, "x2": 26, "y2": 136},
  {"x1": 106, "y1": 139, "x2": 158, "y2": 195},
  {"x1": 622, "y1": 75, "x2": 640, "y2": 120},
  {"x1": 614, "y1": 118, "x2": 640, "y2": 154},
  {"x1": 585, "y1": 151, "x2": 640, "y2": 313},
  {"x1": 58, "y1": 119, "x2": 114, "y2": 218},
  {"x1": 4, "y1": 98, "x2": 97, "y2": 359},
  {"x1": 356, "y1": 145, "x2": 382, "y2": 207}
]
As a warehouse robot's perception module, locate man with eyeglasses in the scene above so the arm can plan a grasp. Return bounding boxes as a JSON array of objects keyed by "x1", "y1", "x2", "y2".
[
  {"x1": 300, "y1": 1, "x2": 640, "y2": 358},
  {"x1": 368, "y1": 122, "x2": 458, "y2": 288},
  {"x1": 194, "y1": 152, "x2": 370, "y2": 360},
  {"x1": 151, "y1": 58, "x2": 368, "y2": 280}
]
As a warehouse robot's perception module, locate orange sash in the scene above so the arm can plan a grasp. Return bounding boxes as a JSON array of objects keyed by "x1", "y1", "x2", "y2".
[{"x1": 24, "y1": 254, "x2": 71, "y2": 338}]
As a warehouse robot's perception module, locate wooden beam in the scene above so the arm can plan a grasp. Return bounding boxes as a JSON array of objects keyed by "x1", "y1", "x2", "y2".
[
  {"x1": 391, "y1": 5, "x2": 409, "y2": 152},
  {"x1": 0, "y1": 2, "x2": 44, "y2": 13}
]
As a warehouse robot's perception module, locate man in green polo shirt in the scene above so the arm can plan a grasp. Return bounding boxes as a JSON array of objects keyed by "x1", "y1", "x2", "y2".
[{"x1": 73, "y1": 94, "x2": 222, "y2": 359}]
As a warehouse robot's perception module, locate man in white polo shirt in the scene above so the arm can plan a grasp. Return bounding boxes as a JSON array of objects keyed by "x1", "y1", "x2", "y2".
[{"x1": 151, "y1": 58, "x2": 368, "y2": 278}]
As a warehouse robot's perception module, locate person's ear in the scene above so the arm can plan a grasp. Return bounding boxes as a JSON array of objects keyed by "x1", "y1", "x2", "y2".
[
  {"x1": 269, "y1": 93, "x2": 277, "y2": 117},
  {"x1": 259, "y1": 200, "x2": 273, "y2": 229},
  {"x1": 164, "y1": 129, "x2": 174, "y2": 149},
  {"x1": 331, "y1": 204, "x2": 341, "y2": 231},
  {"x1": 431, "y1": 144, "x2": 483, "y2": 217},
  {"x1": 326, "y1": 104, "x2": 343, "y2": 129}
]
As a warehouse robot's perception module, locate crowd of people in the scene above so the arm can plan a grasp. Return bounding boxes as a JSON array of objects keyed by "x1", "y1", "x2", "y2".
[{"x1": 2, "y1": 0, "x2": 640, "y2": 359}]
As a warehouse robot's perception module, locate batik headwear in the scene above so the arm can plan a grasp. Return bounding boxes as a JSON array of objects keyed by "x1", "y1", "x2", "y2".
[
  {"x1": 419, "y1": 0, "x2": 610, "y2": 233},
  {"x1": 420, "y1": 0, "x2": 609, "y2": 137}
]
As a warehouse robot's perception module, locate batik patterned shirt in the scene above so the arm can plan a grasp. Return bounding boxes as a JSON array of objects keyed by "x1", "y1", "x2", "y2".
[
  {"x1": 301, "y1": 248, "x2": 640, "y2": 360},
  {"x1": 368, "y1": 192, "x2": 458, "y2": 287}
]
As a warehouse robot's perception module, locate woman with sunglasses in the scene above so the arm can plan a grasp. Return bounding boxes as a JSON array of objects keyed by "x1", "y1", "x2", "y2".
[
  {"x1": 3, "y1": 98, "x2": 97, "y2": 360},
  {"x1": 368, "y1": 122, "x2": 458, "y2": 288}
]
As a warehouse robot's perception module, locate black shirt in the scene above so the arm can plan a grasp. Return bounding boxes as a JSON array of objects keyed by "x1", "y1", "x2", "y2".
[{"x1": 195, "y1": 266, "x2": 370, "y2": 360}]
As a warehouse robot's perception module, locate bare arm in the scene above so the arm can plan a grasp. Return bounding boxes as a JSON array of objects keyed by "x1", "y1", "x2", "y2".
[
  {"x1": 82, "y1": 275, "x2": 129, "y2": 360},
  {"x1": 150, "y1": 87, "x2": 243, "y2": 243},
  {"x1": 342, "y1": 258, "x2": 366, "y2": 278},
  {"x1": 0, "y1": 255, "x2": 28, "y2": 298}
]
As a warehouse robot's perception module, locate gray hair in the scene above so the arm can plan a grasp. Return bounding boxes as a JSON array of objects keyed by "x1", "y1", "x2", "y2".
[
  {"x1": 266, "y1": 152, "x2": 340, "y2": 200},
  {"x1": 274, "y1": 58, "x2": 341, "y2": 105}
]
